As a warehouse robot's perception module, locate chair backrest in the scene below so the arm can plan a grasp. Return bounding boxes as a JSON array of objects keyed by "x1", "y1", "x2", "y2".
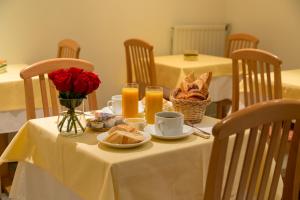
[
  {"x1": 57, "y1": 39, "x2": 81, "y2": 58},
  {"x1": 225, "y1": 33, "x2": 259, "y2": 58},
  {"x1": 124, "y1": 38, "x2": 156, "y2": 96},
  {"x1": 204, "y1": 99, "x2": 300, "y2": 200},
  {"x1": 20, "y1": 58, "x2": 98, "y2": 120},
  {"x1": 231, "y1": 48, "x2": 282, "y2": 112}
]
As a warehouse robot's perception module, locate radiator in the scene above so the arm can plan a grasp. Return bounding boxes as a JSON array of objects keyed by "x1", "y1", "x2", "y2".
[{"x1": 171, "y1": 24, "x2": 229, "y2": 56}]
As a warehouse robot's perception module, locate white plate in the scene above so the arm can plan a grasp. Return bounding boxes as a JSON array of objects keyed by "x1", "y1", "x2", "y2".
[
  {"x1": 144, "y1": 124, "x2": 193, "y2": 140},
  {"x1": 97, "y1": 131, "x2": 151, "y2": 148}
]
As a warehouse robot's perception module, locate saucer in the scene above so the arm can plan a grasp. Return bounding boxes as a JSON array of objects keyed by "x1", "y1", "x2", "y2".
[
  {"x1": 144, "y1": 124, "x2": 193, "y2": 140},
  {"x1": 97, "y1": 131, "x2": 151, "y2": 148}
]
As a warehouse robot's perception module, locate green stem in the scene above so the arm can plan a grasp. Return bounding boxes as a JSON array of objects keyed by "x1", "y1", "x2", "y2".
[
  {"x1": 67, "y1": 114, "x2": 73, "y2": 132},
  {"x1": 58, "y1": 115, "x2": 68, "y2": 131},
  {"x1": 72, "y1": 114, "x2": 78, "y2": 134},
  {"x1": 58, "y1": 107, "x2": 85, "y2": 134},
  {"x1": 74, "y1": 113, "x2": 85, "y2": 132}
]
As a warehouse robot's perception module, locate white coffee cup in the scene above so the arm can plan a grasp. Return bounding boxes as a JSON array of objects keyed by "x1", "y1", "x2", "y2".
[
  {"x1": 155, "y1": 112, "x2": 184, "y2": 136},
  {"x1": 107, "y1": 95, "x2": 122, "y2": 115}
]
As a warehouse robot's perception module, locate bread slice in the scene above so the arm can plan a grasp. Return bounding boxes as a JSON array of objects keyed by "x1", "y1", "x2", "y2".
[
  {"x1": 108, "y1": 124, "x2": 138, "y2": 134},
  {"x1": 105, "y1": 130, "x2": 144, "y2": 144}
]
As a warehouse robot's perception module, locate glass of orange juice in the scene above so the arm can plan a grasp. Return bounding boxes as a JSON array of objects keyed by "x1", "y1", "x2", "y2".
[
  {"x1": 145, "y1": 86, "x2": 163, "y2": 124},
  {"x1": 122, "y1": 83, "x2": 139, "y2": 118}
]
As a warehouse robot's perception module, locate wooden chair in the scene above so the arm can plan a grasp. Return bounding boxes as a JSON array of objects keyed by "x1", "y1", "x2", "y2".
[
  {"x1": 225, "y1": 33, "x2": 259, "y2": 58},
  {"x1": 231, "y1": 48, "x2": 282, "y2": 112},
  {"x1": 124, "y1": 38, "x2": 160, "y2": 98},
  {"x1": 20, "y1": 58, "x2": 98, "y2": 120},
  {"x1": 216, "y1": 33, "x2": 259, "y2": 118},
  {"x1": 57, "y1": 39, "x2": 81, "y2": 58},
  {"x1": 204, "y1": 99, "x2": 300, "y2": 200}
]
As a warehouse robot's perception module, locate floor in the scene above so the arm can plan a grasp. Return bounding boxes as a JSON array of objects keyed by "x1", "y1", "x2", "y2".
[{"x1": 0, "y1": 193, "x2": 9, "y2": 200}]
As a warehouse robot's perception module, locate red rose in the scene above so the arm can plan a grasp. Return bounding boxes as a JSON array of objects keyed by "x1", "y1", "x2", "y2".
[
  {"x1": 73, "y1": 72, "x2": 90, "y2": 94},
  {"x1": 73, "y1": 71, "x2": 101, "y2": 95},
  {"x1": 85, "y1": 71, "x2": 101, "y2": 93},
  {"x1": 48, "y1": 69, "x2": 72, "y2": 92},
  {"x1": 69, "y1": 67, "x2": 83, "y2": 82}
]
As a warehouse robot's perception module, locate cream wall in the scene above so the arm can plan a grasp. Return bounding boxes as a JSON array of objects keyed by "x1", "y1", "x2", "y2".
[
  {"x1": 0, "y1": 0, "x2": 226, "y2": 106},
  {"x1": 225, "y1": 0, "x2": 300, "y2": 69}
]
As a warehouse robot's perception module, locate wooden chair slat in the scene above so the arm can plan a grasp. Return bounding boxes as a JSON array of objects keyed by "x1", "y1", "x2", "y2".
[
  {"x1": 236, "y1": 127, "x2": 259, "y2": 199},
  {"x1": 204, "y1": 137, "x2": 229, "y2": 200},
  {"x1": 232, "y1": 59, "x2": 240, "y2": 112},
  {"x1": 265, "y1": 63, "x2": 273, "y2": 100},
  {"x1": 268, "y1": 120, "x2": 291, "y2": 200},
  {"x1": 257, "y1": 122, "x2": 282, "y2": 200},
  {"x1": 260, "y1": 61, "x2": 267, "y2": 101},
  {"x1": 39, "y1": 74, "x2": 50, "y2": 117},
  {"x1": 242, "y1": 59, "x2": 249, "y2": 107},
  {"x1": 246, "y1": 123, "x2": 270, "y2": 200},
  {"x1": 247, "y1": 59, "x2": 255, "y2": 105},
  {"x1": 23, "y1": 78, "x2": 36, "y2": 120},
  {"x1": 252, "y1": 60, "x2": 260, "y2": 102},
  {"x1": 48, "y1": 80, "x2": 59, "y2": 116},
  {"x1": 222, "y1": 131, "x2": 245, "y2": 200}
]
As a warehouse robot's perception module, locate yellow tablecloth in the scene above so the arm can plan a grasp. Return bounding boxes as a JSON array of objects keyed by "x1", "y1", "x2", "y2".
[
  {"x1": 0, "y1": 116, "x2": 283, "y2": 200},
  {"x1": 0, "y1": 116, "x2": 216, "y2": 200},
  {"x1": 281, "y1": 69, "x2": 300, "y2": 99},
  {"x1": 155, "y1": 54, "x2": 232, "y2": 89},
  {"x1": 0, "y1": 64, "x2": 43, "y2": 112}
]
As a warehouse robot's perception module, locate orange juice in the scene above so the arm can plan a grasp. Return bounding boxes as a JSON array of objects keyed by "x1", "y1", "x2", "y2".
[
  {"x1": 122, "y1": 87, "x2": 139, "y2": 118},
  {"x1": 145, "y1": 88, "x2": 163, "y2": 124}
]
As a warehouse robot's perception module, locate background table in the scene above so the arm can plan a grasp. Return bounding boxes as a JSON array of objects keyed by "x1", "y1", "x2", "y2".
[
  {"x1": 1, "y1": 115, "x2": 283, "y2": 200},
  {"x1": 155, "y1": 54, "x2": 233, "y2": 102},
  {"x1": 240, "y1": 68, "x2": 300, "y2": 103},
  {"x1": 0, "y1": 64, "x2": 44, "y2": 195},
  {"x1": 0, "y1": 64, "x2": 44, "y2": 133},
  {"x1": 280, "y1": 69, "x2": 300, "y2": 99}
]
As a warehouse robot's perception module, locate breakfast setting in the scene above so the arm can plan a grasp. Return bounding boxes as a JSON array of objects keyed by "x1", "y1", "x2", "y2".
[
  {"x1": 0, "y1": 22, "x2": 296, "y2": 199},
  {"x1": 85, "y1": 72, "x2": 214, "y2": 149}
]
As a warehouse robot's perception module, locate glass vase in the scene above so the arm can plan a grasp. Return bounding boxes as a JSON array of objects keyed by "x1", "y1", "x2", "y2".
[{"x1": 57, "y1": 98, "x2": 86, "y2": 137}]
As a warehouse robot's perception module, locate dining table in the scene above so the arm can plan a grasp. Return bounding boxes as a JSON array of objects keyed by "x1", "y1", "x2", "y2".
[
  {"x1": 0, "y1": 111, "x2": 283, "y2": 200},
  {"x1": 154, "y1": 54, "x2": 233, "y2": 102}
]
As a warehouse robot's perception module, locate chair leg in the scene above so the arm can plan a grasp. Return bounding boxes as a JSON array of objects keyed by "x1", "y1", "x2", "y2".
[
  {"x1": 216, "y1": 101, "x2": 223, "y2": 119},
  {"x1": 216, "y1": 99, "x2": 232, "y2": 119}
]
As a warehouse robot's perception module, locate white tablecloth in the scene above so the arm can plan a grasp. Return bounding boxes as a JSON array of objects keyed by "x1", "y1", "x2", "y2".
[{"x1": 10, "y1": 161, "x2": 81, "y2": 200}]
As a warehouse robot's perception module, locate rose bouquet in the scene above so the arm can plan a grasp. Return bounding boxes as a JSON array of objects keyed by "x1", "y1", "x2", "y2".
[{"x1": 49, "y1": 67, "x2": 101, "y2": 135}]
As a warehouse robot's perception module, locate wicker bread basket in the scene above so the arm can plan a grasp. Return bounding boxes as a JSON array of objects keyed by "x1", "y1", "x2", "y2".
[{"x1": 170, "y1": 94, "x2": 211, "y2": 123}]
